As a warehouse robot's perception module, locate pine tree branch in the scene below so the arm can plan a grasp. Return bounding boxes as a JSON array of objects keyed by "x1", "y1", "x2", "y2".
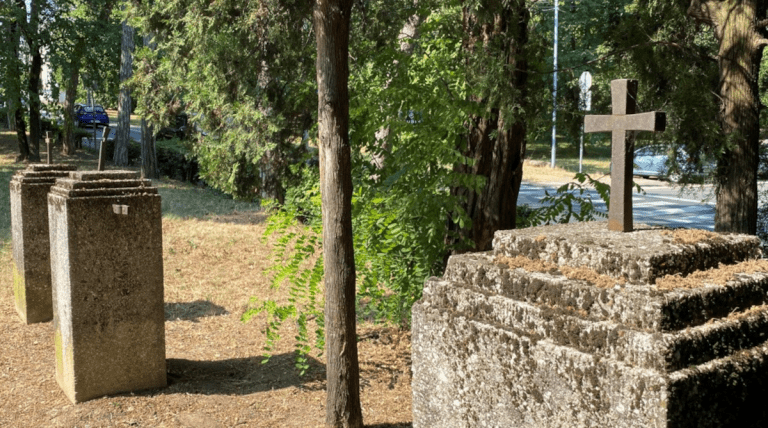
[
  {"x1": 528, "y1": 40, "x2": 715, "y2": 75},
  {"x1": 756, "y1": 19, "x2": 768, "y2": 29}
]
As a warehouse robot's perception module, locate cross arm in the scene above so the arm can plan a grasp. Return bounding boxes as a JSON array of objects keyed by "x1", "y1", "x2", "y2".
[{"x1": 584, "y1": 111, "x2": 666, "y2": 134}]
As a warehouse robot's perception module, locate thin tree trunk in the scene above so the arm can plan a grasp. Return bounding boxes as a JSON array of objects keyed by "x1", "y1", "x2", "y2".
[
  {"x1": 62, "y1": 42, "x2": 83, "y2": 155},
  {"x1": 140, "y1": 35, "x2": 159, "y2": 179},
  {"x1": 448, "y1": 0, "x2": 529, "y2": 252},
  {"x1": 313, "y1": 0, "x2": 363, "y2": 427},
  {"x1": 25, "y1": 0, "x2": 42, "y2": 162},
  {"x1": 115, "y1": 20, "x2": 134, "y2": 166},
  {"x1": 8, "y1": 0, "x2": 29, "y2": 161},
  {"x1": 141, "y1": 118, "x2": 159, "y2": 178},
  {"x1": 689, "y1": 0, "x2": 768, "y2": 234},
  {"x1": 13, "y1": 105, "x2": 29, "y2": 162}
]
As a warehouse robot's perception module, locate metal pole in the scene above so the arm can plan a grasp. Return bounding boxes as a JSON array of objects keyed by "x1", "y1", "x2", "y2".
[
  {"x1": 551, "y1": 0, "x2": 559, "y2": 169},
  {"x1": 46, "y1": 131, "x2": 52, "y2": 164},
  {"x1": 579, "y1": 124, "x2": 584, "y2": 173},
  {"x1": 98, "y1": 126, "x2": 110, "y2": 171}
]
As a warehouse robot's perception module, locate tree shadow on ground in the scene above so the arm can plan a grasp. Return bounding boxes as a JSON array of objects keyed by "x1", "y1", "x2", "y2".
[
  {"x1": 125, "y1": 353, "x2": 325, "y2": 398},
  {"x1": 366, "y1": 424, "x2": 413, "y2": 428},
  {"x1": 165, "y1": 300, "x2": 229, "y2": 322}
]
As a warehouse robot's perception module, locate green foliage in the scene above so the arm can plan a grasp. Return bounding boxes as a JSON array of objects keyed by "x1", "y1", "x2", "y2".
[
  {"x1": 519, "y1": 173, "x2": 609, "y2": 227},
  {"x1": 129, "y1": 0, "x2": 316, "y2": 201},
  {"x1": 518, "y1": 172, "x2": 648, "y2": 228},
  {"x1": 241, "y1": 199, "x2": 325, "y2": 375}
]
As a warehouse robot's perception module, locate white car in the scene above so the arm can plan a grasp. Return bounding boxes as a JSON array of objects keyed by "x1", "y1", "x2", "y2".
[{"x1": 633, "y1": 146, "x2": 713, "y2": 181}]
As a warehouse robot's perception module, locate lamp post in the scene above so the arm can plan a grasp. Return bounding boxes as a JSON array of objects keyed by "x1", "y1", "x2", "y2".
[{"x1": 551, "y1": 0, "x2": 559, "y2": 169}]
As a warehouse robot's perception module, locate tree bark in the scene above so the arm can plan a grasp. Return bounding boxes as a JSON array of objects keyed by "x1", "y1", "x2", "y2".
[
  {"x1": 313, "y1": 0, "x2": 363, "y2": 427},
  {"x1": 448, "y1": 0, "x2": 529, "y2": 251},
  {"x1": 24, "y1": 0, "x2": 42, "y2": 162},
  {"x1": 140, "y1": 35, "x2": 159, "y2": 179},
  {"x1": 688, "y1": 0, "x2": 768, "y2": 234},
  {"x1": 8, "y1": 0, "x2": 30, "y2": 161},
  {"x1": 115, "y1": 20, "x2": 135, "y2": 166},
  {"x1": 141, "y1": 118, "x2": 159, "y2": 179},
  {"x1": 62, "y1": 40, "x2": 84, "y2": 155}
]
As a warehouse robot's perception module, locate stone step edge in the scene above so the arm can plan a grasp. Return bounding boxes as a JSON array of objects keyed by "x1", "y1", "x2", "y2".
[
  {"x1": 443, "y1": 252, "x2": 768, "y2": 331},
  {"x1": 422, "y1": 277, "x2": 768, "y2": 372},
  {"x1": 49, "y1": 187, "x2": 160, "y2": 198},
  {"x1": 492, "y1": 222, "x2": 761, "y2": 284},
  {"x1": 413, "y1": 303, "x2": 768, "y2": 427}
]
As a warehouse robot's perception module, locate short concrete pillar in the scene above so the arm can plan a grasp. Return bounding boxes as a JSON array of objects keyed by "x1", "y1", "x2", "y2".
[
  {"x1": 10, "y1": 164, "x2": 77, "y2": 324},
  {"x1": 48, "y1": 170, "x2": 166, "y2": 403}
]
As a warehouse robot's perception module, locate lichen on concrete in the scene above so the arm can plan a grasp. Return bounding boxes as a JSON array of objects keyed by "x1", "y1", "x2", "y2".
[
  {"x1": 413, "y1": 221, "x2": 768, "y2": 427},
  {"x1": 49, "y1": 170, "x2": 166, "y2": 403},
  {"x1": 9, "y1": 164, "x2": 77, "y2": 324}
]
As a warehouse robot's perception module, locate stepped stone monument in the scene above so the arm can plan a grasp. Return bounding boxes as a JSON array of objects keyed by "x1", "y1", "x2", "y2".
[
  {"x1": 412, "y1": 79, "x2": 768, "y2": 427},
  {"x1": 10, "y1": 164, "x2": 77, "y2": 323},
  {"x1": 48, "y1": 170, "x2": 166, "y2": 403},
  {"x1": 412, "y1": 222, "x2": 768, "y2": 427}
]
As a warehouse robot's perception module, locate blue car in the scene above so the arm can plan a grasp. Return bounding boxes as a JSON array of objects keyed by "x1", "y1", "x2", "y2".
[{"x1": 75, "y1": 104, "x2": 110, "y2": 128}]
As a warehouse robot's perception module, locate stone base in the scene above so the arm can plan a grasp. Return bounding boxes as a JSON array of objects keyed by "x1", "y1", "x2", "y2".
[
  {"x1": 412, "y1": 283, "x2": 768, "y2": 427},
  {"x1": 412, "y1": 222, "x2": 768, "y2": 427}
]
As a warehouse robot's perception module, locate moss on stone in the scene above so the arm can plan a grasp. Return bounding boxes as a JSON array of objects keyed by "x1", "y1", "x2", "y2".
[{"x1": 12, "y1": 264, "x2": 26, "y2": 315}]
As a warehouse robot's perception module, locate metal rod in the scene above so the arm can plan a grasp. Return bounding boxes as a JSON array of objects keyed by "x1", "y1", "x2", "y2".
[
  {"x1": 98, "y1": 126, "x2": 110, "y2": 171},
  {"x1": 46, "y1": 131, "x2": 52, "y2": 164},
  {"x1": 551, "y1": 0, "x2": 559, "y2": 169}
]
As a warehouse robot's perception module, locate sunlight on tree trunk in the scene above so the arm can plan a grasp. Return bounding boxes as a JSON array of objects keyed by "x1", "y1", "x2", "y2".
[
  {"x1": 314, "y1": 0, "x2": 363, "y2": 427},
  {"x1": 62, "y1": 58, "x2": 81, "y2": 155},
  {"x1": 689, "y1": 0, "x2": 768, "y2": 234},
  {"x1": 115, "y1": 19, "x2": 134, "y2": 167},
  {"x1": 449, "y1": 0, "x2": 529, "y2": 251}
]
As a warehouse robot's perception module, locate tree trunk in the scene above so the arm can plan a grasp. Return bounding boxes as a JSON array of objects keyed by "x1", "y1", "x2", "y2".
[
  {"x1": 115, "y1": 20, "x2": 135, "y2": 166},
  {"x1": 8, "y1": 0, "x2": 29, "y2": 161},
  {"x1": 313, "y1": 0, "x2": 363, "y2": 427},
  {"x1": 689, "y1": 0, "x2": 768, "y2": 234},
  {"x1": 25, "y1": 0, "x2": 42, "y2": 162},
  {"x1": 141, "y1": 118, "x2": 159, "y2": 179},
  {"x1": 448, "y1": 0, "x2": 529, "y2": 252},
  {"x1": 62, "y1": 42, "x2": 84, "y2": 155},
  {"x1": 13, "y1": 105, "x2": 29, "y2": 162}
]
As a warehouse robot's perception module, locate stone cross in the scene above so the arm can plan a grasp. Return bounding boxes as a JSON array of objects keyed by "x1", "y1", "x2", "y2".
[{"x1": 584, "y1": 79, "x2": 666, "y2": 232}]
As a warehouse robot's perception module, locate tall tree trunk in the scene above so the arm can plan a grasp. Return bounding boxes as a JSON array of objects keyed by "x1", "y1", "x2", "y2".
[
  {"x1": 62, "y1": 42, "x2": 84, "y2": 155},
  {"x1": 448, "y1": 0, "x2": 529, "y2": 252},
  {"x1": 8, "y1": 0, "x2": 30, "y2": 161},
  {"x1": 13, "y1": 105, "x2": 29, "y2": 162},
  {"x1": 689, "y1": 0, "x2": 768, "y2": 234},
  {"x1": 115, "y1": 20, "x2": 135, "y2": 166},
  {"x1": 140, "y1": 35, "x2": 159, "y2": 179},
  {"x1": 313, "y1": 0, "x2": 363, "y2": 427},
  {"x1": 27, "y1": 0, "x2": 42, "y2": 163}
]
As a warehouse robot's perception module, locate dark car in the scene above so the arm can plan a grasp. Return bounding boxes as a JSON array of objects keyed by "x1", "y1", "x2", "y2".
[
  {"x1": 75, "y1": 104, "x2": 110, "y2": 128},
  {"x1": 155, "y1": 113, "x2": 189, "y2": 140}
]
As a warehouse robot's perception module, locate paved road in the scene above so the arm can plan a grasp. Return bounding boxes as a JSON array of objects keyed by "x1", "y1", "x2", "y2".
[
  {"x1": 79, "y1": 124, "x2": 142, "y2": 150},
  {"x1": 518, "y1": 180, "x2": 717, "y2": 230}
]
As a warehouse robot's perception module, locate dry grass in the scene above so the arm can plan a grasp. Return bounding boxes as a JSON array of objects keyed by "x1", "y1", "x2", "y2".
[
  {"x1": 0, "y1": 129, "x2": 413, "y2": 427},
  {"x1": 522, "y1": 159, "x2": 611, "y2": 185}
]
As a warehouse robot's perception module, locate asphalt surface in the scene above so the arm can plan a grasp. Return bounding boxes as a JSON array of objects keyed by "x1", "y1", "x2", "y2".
[{"x1": 518, "y1": 178, "x2": 718, "y2": 230}]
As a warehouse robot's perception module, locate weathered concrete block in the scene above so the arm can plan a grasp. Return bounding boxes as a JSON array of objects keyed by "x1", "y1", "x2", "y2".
[
  {"x1": 9, "y1": 164, "x2": 77, "y2": 323},
  {"x1": 412, "y1": 221, "x2": 768, "y2": 427},
  {"x1": 48, "y1": 170, "x2": 166, "y2": 403}
]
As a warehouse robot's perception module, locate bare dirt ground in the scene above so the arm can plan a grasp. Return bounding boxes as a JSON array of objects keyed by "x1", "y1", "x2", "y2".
[{"x1": 0, "y1": 132, "x2": 412, "y2": 427}]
